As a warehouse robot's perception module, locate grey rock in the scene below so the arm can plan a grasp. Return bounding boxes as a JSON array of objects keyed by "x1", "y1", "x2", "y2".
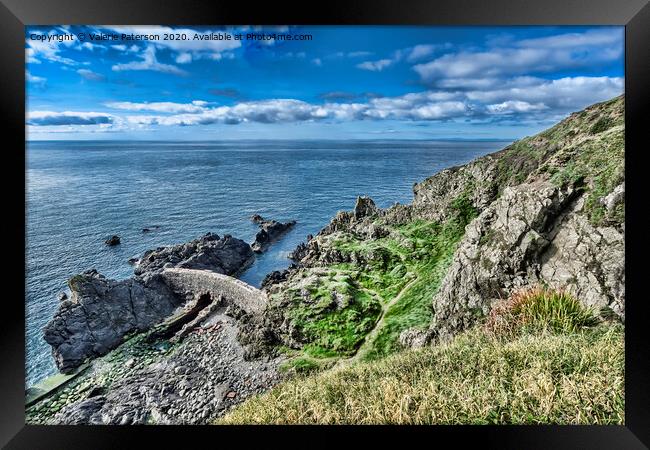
[
  {"x1": 43, "y1": 270, "x2": 182, "y2": 373},
  {"x1": 250, "y1": 216, "x2": 296, "y2": 253},
  {"x1": 135, "y1": 233, "x2": 254, "y2": 277},
  {"x1": 429, "y1": 180, "x2": 625, "y2": 342}
]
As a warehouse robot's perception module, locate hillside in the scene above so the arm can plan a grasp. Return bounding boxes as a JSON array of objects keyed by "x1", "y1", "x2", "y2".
[{"x1": 219, "y1": 95, "x2": 625, "y2": 424}]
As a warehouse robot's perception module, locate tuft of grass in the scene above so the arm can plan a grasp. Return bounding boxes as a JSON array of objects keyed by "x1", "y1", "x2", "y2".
[
  {"x1": 217, "y1": 324, "x2": 624, "y2": 425},
  {"x1": 485, "y1": 286, "x2": 600, "y2": 337}
]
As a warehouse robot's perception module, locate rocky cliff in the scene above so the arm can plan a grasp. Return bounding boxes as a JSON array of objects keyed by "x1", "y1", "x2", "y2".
[{"x1": 251, "y1": 95, "x2": 625, "y2": 361}]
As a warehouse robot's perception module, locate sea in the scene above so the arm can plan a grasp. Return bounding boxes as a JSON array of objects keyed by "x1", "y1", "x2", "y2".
[{"x1": 26, "y1": 139, "x2": 510, "y2": 387}]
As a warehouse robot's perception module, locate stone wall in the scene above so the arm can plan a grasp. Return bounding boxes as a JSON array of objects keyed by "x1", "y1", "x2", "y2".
[{"x1": 161, "y1": 268, "x2": 267, "y2": 314}]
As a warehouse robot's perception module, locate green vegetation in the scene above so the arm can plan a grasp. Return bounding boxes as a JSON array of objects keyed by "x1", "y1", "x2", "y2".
[
  {"x1": 277, "y1": 189, "x2": 477, "y2": 367},
  {"x1": 221, "y1": 97, "x2": 625, "y2": 424},
  {"x1": 485, "y1": 286, "x2": 600, "y2": 336},
  {"x1": 218, "y1": 289, "x2": 623, "y2": 425},
  {"x1": 491, "y1": 95, "x2": 624, "y2": 227},
  {"x1": 279, "y1": 270, "x2": 382, "y2": 358},
  {"x1": 547, "y1": 127, "x2": 624, "y2": 226}
]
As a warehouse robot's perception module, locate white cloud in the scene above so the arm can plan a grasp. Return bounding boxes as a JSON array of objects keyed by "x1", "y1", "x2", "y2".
[
  {"x1": 413, "y1": 29, "x2": 623, "y2": 83},
  {"x1": 356, "y1": 58, "x2": 393, "y2": 72},
  {"x1": 175, "y1": 52, "x2": 192, "y2": 64},
  {"x1": 405, "y1": 43, "x2": 452, "y2": 62},
  {"x1": 112, "y1": 46, "x2": 187, "y2": 76},
  {"x1": 26, "y1": 71, "x2": 46, "y2": 86},
  {"x1": 516, "y1": 28, "x2": 622, "y2": 49},
  {"x1": 103, "y1": 26, "x2": 241, "y2": 58},
  {"x1": 106, "y1": 100, "x2": 208, "y2": 114},
  {"x1": 486, "y1": 100, "x2": 548, "y2": 115},
  {"x1": 26, "y1": 31, "x2": 78, "y2": 66},
  {"x1": 312, "y1": 58, "x2": 322, "y2": 66},
  {"x1": 77, "y1": 69, "x2": 105, "y2": 81}
]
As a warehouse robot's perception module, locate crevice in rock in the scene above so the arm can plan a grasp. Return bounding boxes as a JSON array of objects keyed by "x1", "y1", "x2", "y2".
[{"x1": 146, "y1": 292, "x2": 217, "y2": 342}]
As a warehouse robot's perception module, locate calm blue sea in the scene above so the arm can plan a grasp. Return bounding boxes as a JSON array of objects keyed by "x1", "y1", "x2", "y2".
[{"x1": 26, "y1": 139, "x2": 510, "y2": 387}]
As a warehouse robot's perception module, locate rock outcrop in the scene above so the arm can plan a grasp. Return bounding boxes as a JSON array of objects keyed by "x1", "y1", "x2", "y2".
[
  {"x1": 429, "y1": 180, "x2": 625, "y2": 342},
  {"x1": 135, "y1": 233, "x2": 254, "y2": 277},
  {"x1": 44, "y1": 233, "x2": 256, "y2": 373},
  {"x1": 43, "y1": 270, "x2": 181, "y2": 373},
  {"x1": 250, "y1": 216, "x2": 296, "y2": 253}
]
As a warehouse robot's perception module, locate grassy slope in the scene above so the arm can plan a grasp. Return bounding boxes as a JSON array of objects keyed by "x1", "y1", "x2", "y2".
[{"x1": 219, "y1": 325, "x2": 623, "y2": 425}]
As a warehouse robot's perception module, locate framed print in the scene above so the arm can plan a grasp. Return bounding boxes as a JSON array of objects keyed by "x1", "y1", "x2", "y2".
[{"x1": 1, "y1": 0, "x2": 649, "y2": 447}]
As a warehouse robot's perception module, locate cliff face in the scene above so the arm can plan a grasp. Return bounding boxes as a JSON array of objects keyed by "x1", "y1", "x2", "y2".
[
  {"x1": 421, "y1": 95, "x2": 624, "y2": 343},
  {"x1": 257, "y1": 95, "x2": 624, "y2": 359}
]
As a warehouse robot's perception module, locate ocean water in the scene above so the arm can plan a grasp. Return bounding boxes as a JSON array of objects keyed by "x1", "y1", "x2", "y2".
[{"x1": 26, "y1": 139, "x2": 510, "y2": 387}]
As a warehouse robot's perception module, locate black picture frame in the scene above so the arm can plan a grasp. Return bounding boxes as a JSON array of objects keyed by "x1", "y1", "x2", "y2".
[{"x1": 2, "y1": 0, "x2": 648, "y2": 447}]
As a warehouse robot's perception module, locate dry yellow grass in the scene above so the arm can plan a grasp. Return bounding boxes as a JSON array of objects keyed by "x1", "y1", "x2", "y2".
[{"x1": 217, "y1": 325, "x2": 624, "y2": 425}]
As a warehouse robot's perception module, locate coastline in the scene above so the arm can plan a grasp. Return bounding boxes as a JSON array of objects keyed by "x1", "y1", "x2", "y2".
[{"x1": 26, "y1": 97, "x2": 624, "y2": 424}]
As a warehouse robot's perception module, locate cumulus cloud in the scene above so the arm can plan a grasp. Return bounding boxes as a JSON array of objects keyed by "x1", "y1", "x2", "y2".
[
  {"x1": 405, "y1": 43, "x2": 452, "y2": 62},
  {"x1": 104, "y1": 26, "x2": 241, "y2": 54},
  {"x1": 486, "y1": 100, "x2": 548, "y2": 115},
  {"x1": 77, "y1": 69, "x2": 105, "y2": 81},
  {"x1": 112, "y1": 46, "x2": 187, "y2": 76},
  {"x1": 100, "y1": 75, "x2": 622, "y2": 129},
  {"x1": 175, "y1": 53, "x2": 192, "y2": 64},
  {"x1": 27, "y1": 111, "x2": 113, "y2": 126},
  {"x1": 26, "y1": 30, "x2": 78, "y2": 66},
  {"x1": 105, "y1": 100, "x2": 209, "y2": 113},
  {"x1": 516, "y1": 28, "x2": 622, "y2": 49}
]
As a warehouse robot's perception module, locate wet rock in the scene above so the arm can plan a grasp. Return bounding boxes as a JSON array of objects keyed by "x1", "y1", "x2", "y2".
[
  {"x1": 57, "y1": 292, "x2": 68, "y2": 301},
  {"x1": 260, "y1": 270, "x2": 289, "y2": 290},
  {"x1": 105, "y1": 235, "x2": 121, "y2": 246}
]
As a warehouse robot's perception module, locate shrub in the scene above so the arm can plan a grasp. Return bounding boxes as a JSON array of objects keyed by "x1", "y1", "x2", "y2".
[{"x1": 485, "y1": 286, "x2": 599, "y2": 336}]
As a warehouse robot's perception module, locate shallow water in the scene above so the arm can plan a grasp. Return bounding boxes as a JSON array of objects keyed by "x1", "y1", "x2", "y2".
[{"x1": 26, "y1": 139, "x2": 510, "y2": 386}]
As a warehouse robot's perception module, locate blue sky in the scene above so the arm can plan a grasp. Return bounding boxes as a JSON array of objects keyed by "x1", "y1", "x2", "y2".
[{"x1": 25, "y1": 25, "x2": 624, "y2": 140}]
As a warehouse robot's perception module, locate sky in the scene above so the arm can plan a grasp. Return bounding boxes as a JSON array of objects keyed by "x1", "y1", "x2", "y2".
[{"x1": 25, "y1": 25, "x2": 624, "y2": 141}]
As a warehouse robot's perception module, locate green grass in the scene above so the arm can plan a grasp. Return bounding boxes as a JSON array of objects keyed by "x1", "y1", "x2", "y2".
[
  {"x1": 288, "y1": 193, "x2": 476, "y2": 363},
  {"x1": 486, "y1": 286, "x2": 600, "y2": 337},
  {"x1": 218, "y1": 324, "x2": 624, "y2": 425},
  {"x1": 281, "y1": 269, "x2": 382, "y2": 357},
  {"x1": 547, "y1": 128, "x2": 624, "y2": 226},
  {"x1": 274, "y1": 218, "x2": 464, "y2": 366}
]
